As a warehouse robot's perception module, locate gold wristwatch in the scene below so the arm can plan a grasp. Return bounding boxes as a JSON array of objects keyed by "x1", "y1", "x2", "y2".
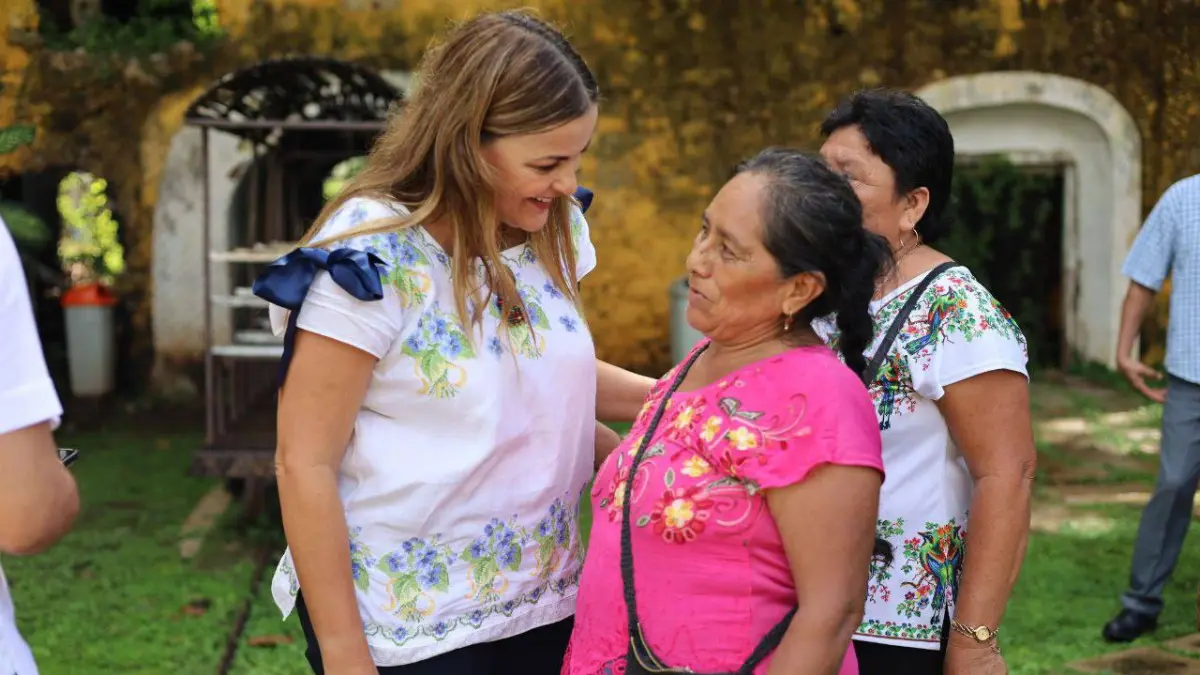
[{"x1": 950, "y1": 619, "x2": 1001, "y2": 654}]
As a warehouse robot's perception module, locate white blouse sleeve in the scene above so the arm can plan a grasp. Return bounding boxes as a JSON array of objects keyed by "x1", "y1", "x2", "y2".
[
  {"x1": 570, "y1": 203, "x2": 598, "y2": 281},
  {"x1": 268, "y1": 198, "x2": 409, "y2": 359},
  {"x1": 907, "y1": 270, "x2": 1030, "y2": 401}
]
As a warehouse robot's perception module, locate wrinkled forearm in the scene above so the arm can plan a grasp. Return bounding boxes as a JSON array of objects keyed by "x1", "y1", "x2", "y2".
[{"x1": 952, "y1": 471, "x2": 1034, "y2": 631}]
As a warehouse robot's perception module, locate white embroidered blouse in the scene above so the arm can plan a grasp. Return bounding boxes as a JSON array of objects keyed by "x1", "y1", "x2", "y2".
[
  {"x1": 266, "y1": 197, "x2": 598, "y2": 667},
  {"x1": 817, "y1": 266, "x2": 1028, "y2": 651}
]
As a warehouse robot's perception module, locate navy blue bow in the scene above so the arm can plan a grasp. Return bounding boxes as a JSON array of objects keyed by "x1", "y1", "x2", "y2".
[
  {"x1": 251, "y1": 246, "x2": 387, "y2": 388},
  {"x1": 574, "y1": 186, "x2": 593, "y2": 214}
]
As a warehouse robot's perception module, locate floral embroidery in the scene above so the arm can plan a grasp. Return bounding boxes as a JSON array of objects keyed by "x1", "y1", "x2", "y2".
[
  {"x1": 278, "y1": 554, "x2": 299, "y2": 596},
  {"x1": 401, "y1": 303, "x2": 476, "y2": 398},
  {"x1": 376, "y1": 536, "x2": 457, "y2": 621},
  {"x1": 559, "y1": 316, "x2": 579, "y2": 332},
  {"x1": 489, "y1": 279, "x2": 551, "y2": 359},
  {"x1": 462, "y1": 517, "x2": 525, "y2": 602},
  {"x1": 857, "y1": 618, "x2": 942, "y2": 642},
  {"x1": 487, "y1": 336, "x2": 505, "y2": 358},
  {"x1": 350, "y1": 527, "x2": 377, "y2": 592},
  {"x1": 642, "y1": 486, "x2": 714, "y2": 544},
  {"x1": 532, "y1": 499, "x2": 573, "y2": 580},
  {"x1": 698, "y1": 416, "x2": 722, "y2": 443},
  {"x1": 603, "y1": 388, "x2": 809, "y2": 545},
  {"x1": 368, "y1": 230, "x2": 433, "y2": 308},
  {"x1": 681, "y1": 455, "x2": 711, "y2": 478},
  {"x1": 858, "y1": 269, "x2": 1027, "y2": 430},
  {"x1": 355, "y1": 493, "x2": 584, "y2": 648}
]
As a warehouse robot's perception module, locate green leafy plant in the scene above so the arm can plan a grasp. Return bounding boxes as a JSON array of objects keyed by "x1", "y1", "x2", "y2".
[
  {"x1": 0, "y1": 124, "x2": 53, "y2": 251},
  {"x1": 940, "y1": 155, "x2": 1064, "y2": 370},
  {"x1": 38, "y1": 0, "x2": 224, "y2": 59}
]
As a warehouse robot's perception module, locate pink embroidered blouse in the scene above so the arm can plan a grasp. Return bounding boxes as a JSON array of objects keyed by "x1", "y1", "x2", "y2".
[{"x1": 563, "y1": 342, "x2": 884, "y2": 675}]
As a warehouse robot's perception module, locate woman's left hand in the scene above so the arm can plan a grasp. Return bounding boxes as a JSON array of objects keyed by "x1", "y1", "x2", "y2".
[{"x1": 944, "y1": 639, "x2": 1008, "y2": 675}]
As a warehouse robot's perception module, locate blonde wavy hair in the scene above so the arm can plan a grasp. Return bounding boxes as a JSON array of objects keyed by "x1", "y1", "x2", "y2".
[{"x1": 303, "y1": 9, "x2": 599, "y2": 332}]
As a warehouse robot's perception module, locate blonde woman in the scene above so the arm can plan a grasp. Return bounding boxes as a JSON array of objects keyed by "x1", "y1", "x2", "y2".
[{"x1": 252, "y1": 11, "x2": 650, "y2": 675}]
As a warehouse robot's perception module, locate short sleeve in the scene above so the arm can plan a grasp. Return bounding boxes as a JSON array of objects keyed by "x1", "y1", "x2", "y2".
[
  {"x1": 907, "y1": 270, "x2": 1030, "y2": 401},
  {"x1": 569, "y1": 204, "x2": 597, "y2": 280},
  {"x1": 703, "y1": 351, "x2": 884, "y2": 491},
  {"x1": 0, "y1": 220, "x2": 63, "y2": 434},
  {"x1": 1122, "y1": 182, "x2": 1181, "y2": 292},
  {"x1": 267, "y1": 198, "x2": 409, "y2": 359}
]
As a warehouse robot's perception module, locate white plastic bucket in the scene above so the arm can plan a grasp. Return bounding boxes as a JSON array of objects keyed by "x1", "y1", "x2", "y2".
[{"x1": 62, "y1": 284, "x2": 117, "y2": 397}]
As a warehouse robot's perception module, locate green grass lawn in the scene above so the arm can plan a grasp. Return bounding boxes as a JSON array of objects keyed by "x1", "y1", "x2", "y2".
[
  {"x1": 4, "y1": 430, "x2": 257, "y2": 675},
  {"x1": 1005, "y1": 502, "x2": 1200, "y2": 674}
]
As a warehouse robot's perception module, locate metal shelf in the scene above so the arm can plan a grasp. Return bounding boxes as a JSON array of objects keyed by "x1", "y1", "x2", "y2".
[
  {"x1": 209, "y1": 247, "x2": 292, "y2": 264},
  {"x1": 210, "y1": 344, "x2": 284, "y2": 359}
]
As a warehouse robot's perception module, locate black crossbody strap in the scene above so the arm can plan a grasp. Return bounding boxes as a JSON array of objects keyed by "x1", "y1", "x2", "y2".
[
  {"x1": 620, "y1": 344, "x2": 707, "y2": 654},
  {"x1": 619, "y1": 343, "x2": 796, "y2": 675},
  {"x1": 860, "y1": 262, "x2": 959, "y2": 387}
]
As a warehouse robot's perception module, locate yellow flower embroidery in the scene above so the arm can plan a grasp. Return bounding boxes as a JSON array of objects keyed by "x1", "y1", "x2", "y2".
[
  {"x1": 682, "y1": 455, "x2": 711, "y2": 478},
  {"x1": 662, "y1": 498, "x2": 697, "y2": 529},
  {"x1": 726, "y1": 426, "x2": 759, "y2": 451},
  {"x1": 674, "y1": 405, "x2": 697, "y2": 429},
  {"x1": 699, "y1": 416, "x2": 723, "y2": 442}
]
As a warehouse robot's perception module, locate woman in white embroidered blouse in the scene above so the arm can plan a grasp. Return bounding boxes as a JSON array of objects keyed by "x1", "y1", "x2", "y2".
[
  {"x1": 817, "y1": 89, "x2": 1037, "y2": 675},
  {"x1": 255, "y1": 11, "x2": 651, "y2": 675}
]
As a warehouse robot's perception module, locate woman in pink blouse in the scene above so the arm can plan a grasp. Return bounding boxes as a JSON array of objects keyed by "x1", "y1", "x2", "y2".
[{"x1": 564, "y1": 148, "x2": 891, "y2": 675}]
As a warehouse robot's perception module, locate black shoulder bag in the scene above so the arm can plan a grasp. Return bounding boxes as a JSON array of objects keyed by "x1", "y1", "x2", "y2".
[{"x1": 620, "y1": 262, "x2": 958, "y2": 675}]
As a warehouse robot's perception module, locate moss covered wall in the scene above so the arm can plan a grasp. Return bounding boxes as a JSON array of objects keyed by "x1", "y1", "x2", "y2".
[{"x1": 3, "y1": 0, "x2": 1196, "y2": 376}]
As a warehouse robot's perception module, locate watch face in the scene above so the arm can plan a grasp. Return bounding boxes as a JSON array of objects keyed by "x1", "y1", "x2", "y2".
[{"x1": 973, "y1": 626, "x2": 991, "y2": 641}]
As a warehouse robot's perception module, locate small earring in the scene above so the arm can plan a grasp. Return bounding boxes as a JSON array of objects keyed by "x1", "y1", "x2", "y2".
[{"x1": 782, "y1": 314, "x2": 794, "y2": 332}]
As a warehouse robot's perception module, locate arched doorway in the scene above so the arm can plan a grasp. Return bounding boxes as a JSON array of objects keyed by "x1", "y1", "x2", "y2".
[{"x1": 917, "y1": 71, "x2": 1142, "y2": 369}]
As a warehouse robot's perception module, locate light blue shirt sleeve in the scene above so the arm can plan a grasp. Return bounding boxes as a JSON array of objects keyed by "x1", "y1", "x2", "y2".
[{"x1": 1121, "y1": 185, "x2": 1179, "y2": 291}]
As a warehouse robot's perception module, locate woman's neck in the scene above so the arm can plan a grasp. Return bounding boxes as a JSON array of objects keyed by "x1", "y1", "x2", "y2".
[
  {"x1": 875, "y1": 245, "x2": 954, "y2": 299},
  {"x1": 701, "y1": 328, "x2": 822, "y2": 378}
]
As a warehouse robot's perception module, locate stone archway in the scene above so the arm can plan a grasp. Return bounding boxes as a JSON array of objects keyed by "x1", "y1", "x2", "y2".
[{"x1": 917, "y1": 71, "x2": 1142, "y2": 369}]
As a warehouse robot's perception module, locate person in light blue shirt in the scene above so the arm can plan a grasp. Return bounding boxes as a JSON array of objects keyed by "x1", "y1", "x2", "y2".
[{"x1": 1104, "y1": 174, "x2": 1200, "y2": 643}]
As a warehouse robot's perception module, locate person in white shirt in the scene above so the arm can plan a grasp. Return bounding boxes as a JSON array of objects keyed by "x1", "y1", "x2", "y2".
[
  {"x1": 0, "y1": 218, "x2": 81, "y2": 675},
  {"x1": 252, "y1": 10, "x2": 651, "y2": 675}
]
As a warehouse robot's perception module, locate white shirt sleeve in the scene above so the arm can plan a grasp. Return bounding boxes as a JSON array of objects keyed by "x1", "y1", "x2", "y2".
[
  {"x1": 909, "y1": 270, "x2": 1030, "y2": 401},
  {"x1": 267, "y1": 198, "x2": 408, "y2": 358},
  {"x1": 570, "y1": 204, "x2": 598, "y2": 280},
  {"x1": 0, "y1": 218, "x2": 63, "y2": 434}
]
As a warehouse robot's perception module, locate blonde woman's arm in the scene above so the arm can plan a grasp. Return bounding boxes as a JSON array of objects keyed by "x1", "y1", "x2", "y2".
[
  {"x1": 277, "y1": 330, "x2": 378, "y2": 674},
  {"x1": 596, "y1": 359, "x2": 654, "y2": 422},
  {"x1": 594, "y1": 421, "x2": 622, "y2": 470}
]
